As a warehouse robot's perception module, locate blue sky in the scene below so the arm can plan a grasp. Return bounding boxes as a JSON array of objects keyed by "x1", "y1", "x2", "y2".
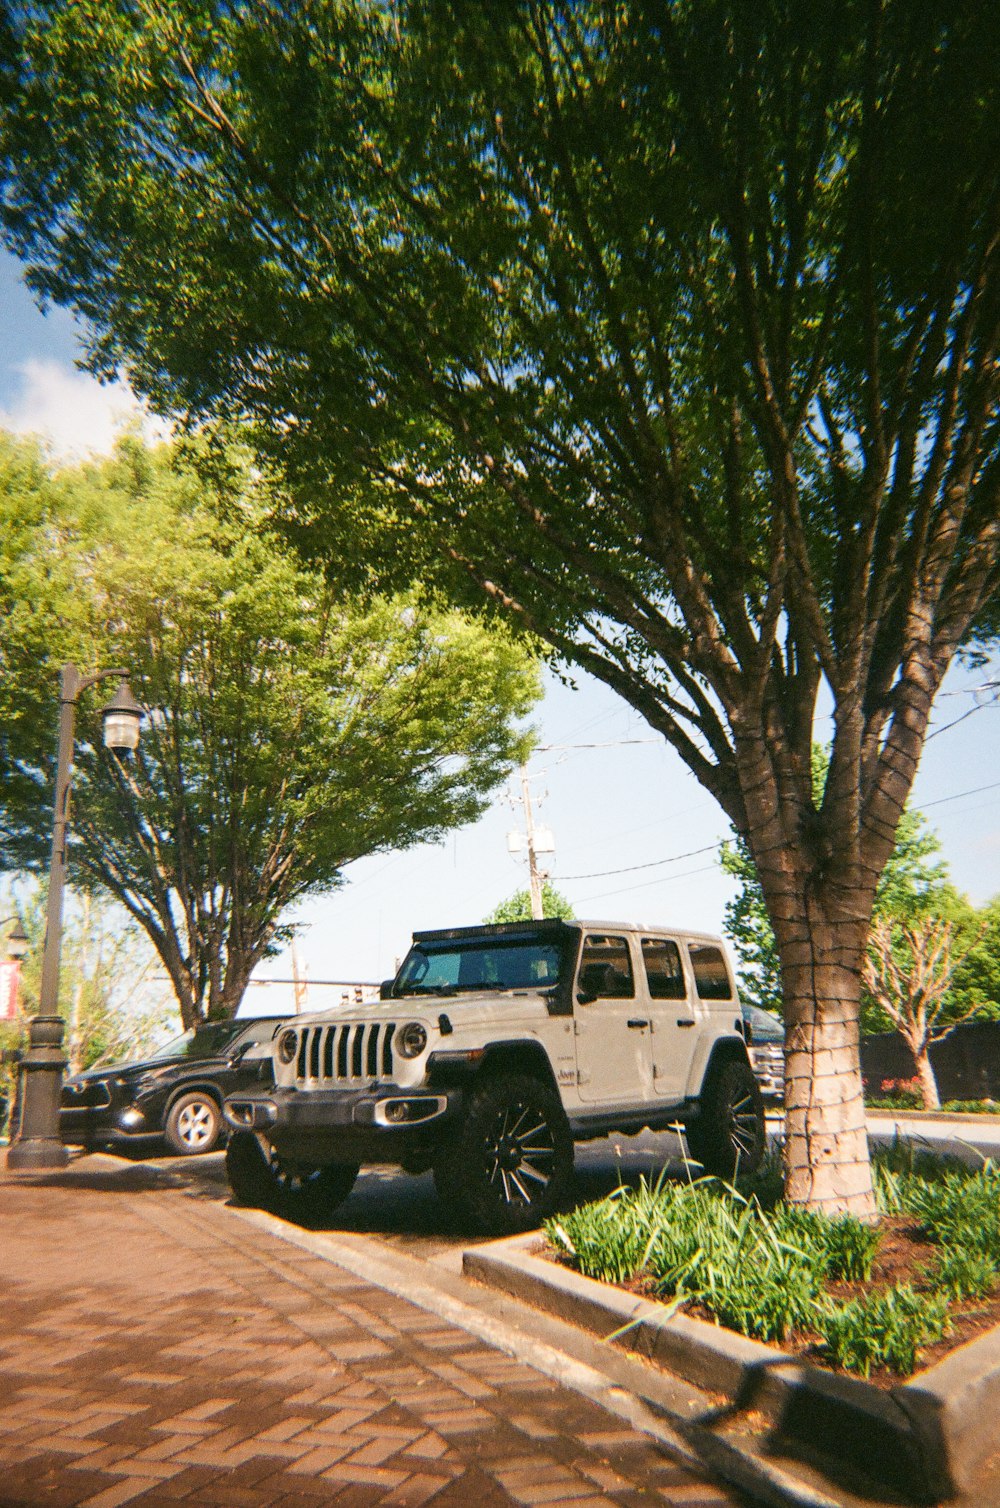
[{"x1": 3, "y1": 245, "x2": 1000, "y2": 1002}]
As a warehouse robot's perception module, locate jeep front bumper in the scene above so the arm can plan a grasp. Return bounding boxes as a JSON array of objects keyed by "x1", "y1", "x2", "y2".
[{"x1": 223, "y1": 1085, "x2": 462, "y2": 1164}]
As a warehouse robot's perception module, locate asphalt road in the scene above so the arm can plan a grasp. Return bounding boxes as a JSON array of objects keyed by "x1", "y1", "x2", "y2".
[
  {"x1": 137, "y1": 1111, "x2": 1000, "y2": 1270},
  {"x1": 119, "y1": 1114, "x2": 941, "y2": 1257},
  {"x1": 141, "y1": 1124, "x2": 698, "y2": 1267}
]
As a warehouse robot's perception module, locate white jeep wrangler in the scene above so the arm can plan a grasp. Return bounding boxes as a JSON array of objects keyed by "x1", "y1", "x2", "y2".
[{"x1": 223, "y1": 919, "x2": 765, "y2": 1234}]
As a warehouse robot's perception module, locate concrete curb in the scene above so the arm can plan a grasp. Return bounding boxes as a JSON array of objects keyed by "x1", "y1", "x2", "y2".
[
  {"x1": 865, "y1": 1109, "x2": 1000, "y2": 1128},
  {"x1": 465, "y1": 1232, "x2": 1000, "y2": 1503}
]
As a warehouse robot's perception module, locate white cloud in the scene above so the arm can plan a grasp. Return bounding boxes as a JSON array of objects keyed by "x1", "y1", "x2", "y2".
[{"x1": 0, "y1": 357, "x2": 172, "y2": 458}]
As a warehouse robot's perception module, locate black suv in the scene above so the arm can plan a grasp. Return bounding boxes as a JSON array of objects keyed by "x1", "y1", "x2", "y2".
[{"x1": 60, "y1": 1017, "x2": 287, "y2": 1156}]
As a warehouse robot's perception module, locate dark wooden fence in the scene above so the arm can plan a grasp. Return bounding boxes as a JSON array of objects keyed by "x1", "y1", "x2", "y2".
[{"x1": 861, "y1": 1019, "x2": 1000, "y2": 1102}]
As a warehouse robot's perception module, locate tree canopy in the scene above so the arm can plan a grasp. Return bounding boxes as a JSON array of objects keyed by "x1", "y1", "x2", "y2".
[
  {"x1": 484, "y1": 882, "x2": 574, "y2": 923},
  {"x1": 4, "y1": 1, "x2": 1000, "y2": 1212},
  {"x1": 0, "y1": 433, "x2": 540, "y2": 1023}
]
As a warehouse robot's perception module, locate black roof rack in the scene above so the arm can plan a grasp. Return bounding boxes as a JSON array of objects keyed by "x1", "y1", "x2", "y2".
[{"x1": 411, "y1": 919, "x2": 579, "y2": 944}]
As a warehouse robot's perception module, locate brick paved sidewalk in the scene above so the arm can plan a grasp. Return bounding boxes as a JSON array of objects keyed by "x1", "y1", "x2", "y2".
[{"x1": 0, "y1": 1162, "x2": 743, "y2": 1508}]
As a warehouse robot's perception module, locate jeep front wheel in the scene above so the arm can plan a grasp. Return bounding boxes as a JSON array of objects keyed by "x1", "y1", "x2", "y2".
[
  {"x1": 686, "y1": 1058, "x2": 765, "y2": 1179},
  {"x1": 435, "y1": 1072, "x2": 574, "y2": 1235},
  {"x1": 225, "y1": 1131, "x2": 358, "y2": 1224}
]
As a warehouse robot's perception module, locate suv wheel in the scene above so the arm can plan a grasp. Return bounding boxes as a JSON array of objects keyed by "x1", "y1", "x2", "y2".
[
  {"x1": 686, "y1": 1058, "x2": 765, "y2": 1179},
  {"x1": 225, "y1": 1130, "x2": 358, "y2": 1224},
  {"x1": 435, "y1": 1072, "x2": 574, "y2": 1236},
  {"x1": 165, "y1": 1091, "x2": 222, "y2": 1155}
]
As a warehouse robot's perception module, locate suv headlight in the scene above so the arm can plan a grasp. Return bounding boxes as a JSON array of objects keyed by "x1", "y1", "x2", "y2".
[
  {"x1": 397, "y1": 1022, "x2": 428, "y2": 1059},
  {"x1": 277, "y1": 1029, "x2": 298, "y2": 1064},
  {"x1": 133, "y1": 1067, "x2": 173, "y2": 1090}
]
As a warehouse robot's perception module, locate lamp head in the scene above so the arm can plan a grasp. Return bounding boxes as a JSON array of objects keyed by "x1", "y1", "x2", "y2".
[
  {"x1": 5, "y1": 917, "x2": 29, "y2": 961},
  {"x1": 102, "y1": 677, "x2": 143, "y2": 751}
]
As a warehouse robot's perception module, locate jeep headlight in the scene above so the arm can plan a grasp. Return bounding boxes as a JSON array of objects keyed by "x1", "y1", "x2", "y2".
[
  {"x1": 276, "y1": 1029, "x2": 298, "y2": 1064},
  {"x1": 397, "y1": 1022, "x2": 428, "y2": 1059}
]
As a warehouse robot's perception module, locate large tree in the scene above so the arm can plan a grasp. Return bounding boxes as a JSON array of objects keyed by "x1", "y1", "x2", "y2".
[
  {"x1": 3, "y1": 3, "x2": 1000, "y2": 1212},
  {"x1": 0, "y1": 434, "x2": 539, "y2": 1025}
]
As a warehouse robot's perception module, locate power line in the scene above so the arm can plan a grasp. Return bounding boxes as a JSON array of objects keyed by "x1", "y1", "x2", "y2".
[
  {"x1": 921, "y1": 779, "x2": 1000, "y2": 809},
  {"x1": 575, "y1": 863, "x2": 718, "y2": 906},
  {"x1": 558, "y1": 843, "x2": 719, "y2": 881},
  {"x1": 536, "y1": 739, "x2": 659, "y2": 751}
]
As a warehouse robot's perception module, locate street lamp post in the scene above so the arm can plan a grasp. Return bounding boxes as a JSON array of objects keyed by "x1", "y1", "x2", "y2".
[{"x1": 6, "y1": 664, "x2": 142, "y2": 1171}]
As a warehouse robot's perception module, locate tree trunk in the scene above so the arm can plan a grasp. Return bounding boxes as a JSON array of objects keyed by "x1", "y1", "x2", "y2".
[
  {"x1": 772, "y1": 898, "x2": 878, "y2": 1219},
  {"x1": 914, "y1": 1047, "x2": 941, "y2": 1111}
]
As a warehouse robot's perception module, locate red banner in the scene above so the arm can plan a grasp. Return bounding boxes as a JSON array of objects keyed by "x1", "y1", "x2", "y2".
[{"x1": 0, "y1": 960, "x2": 20, "y2": 1020}]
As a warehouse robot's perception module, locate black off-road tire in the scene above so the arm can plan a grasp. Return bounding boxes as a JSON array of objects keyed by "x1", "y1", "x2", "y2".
[
  {"x1": 685, "y1": 1057, "x2": 765, "y2": 1179},
  {"x1": 164, "y1": 1091, "x2": 222, "y2": 1155},
  {"x1": 434, "y1": 1071, "x2": 574, "y2": 1236},
  {"x1": 225, "y1": 1130, "x2": 359, "y2": 1225}
]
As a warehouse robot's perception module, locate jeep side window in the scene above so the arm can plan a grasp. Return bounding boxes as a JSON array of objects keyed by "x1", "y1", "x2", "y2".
[
  {"x1": 640, "y1": 937, "x2": 687, "y2": 999},
  {"x1": 577, "y1": 935, "x2": 635, "y2": 1000},
  {"x1": 689, "y1": 944, "x2": 733, "y2": 1001}
]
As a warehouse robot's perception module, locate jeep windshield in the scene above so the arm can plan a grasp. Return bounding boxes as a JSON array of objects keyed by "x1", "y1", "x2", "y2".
[{"x1": 393, "y1": 935, "x2": 566, "y2": 996}]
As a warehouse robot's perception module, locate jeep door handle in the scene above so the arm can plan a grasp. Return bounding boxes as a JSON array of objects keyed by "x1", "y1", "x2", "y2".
[
  {"x1": 676, "y1": 1019, "x2": 696, "y2": 1027},
  {"x1": 627, "y1": 1018, "x2": 650, "y2": 1029}
]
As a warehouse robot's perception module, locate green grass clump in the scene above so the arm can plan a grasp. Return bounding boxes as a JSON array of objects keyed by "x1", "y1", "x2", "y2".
[
  {"x1": 874, "y1": 1144, "x2": 1000, "y2": 1259},
  {"x1": 816, "y1": 1286, "x2": 950, "y2": 1378},
  {"x1": 546, "y1": 1182, "x2": 667, "y2": 1284},
  {"x1": 821, "y1": 1214, "x2": 884, "y2": 1281},
  {"x1": 929, "y1": 1246, "x2": 999, "y2": 1301}
]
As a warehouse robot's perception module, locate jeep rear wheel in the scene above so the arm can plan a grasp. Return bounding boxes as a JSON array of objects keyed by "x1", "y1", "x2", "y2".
[
  {"x1": 435, "y1": 1072, "x2": 574, "y2": 1235},
  {"x1": 686, "y1": 1058, "x2": 765, "y2": 1179},
  {"x1": 225, "y1": 1131, "x2": 358, "y2": 1224}
]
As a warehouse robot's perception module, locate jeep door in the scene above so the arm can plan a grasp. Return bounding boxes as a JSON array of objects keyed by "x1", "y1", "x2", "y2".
[
  {"x1": 572, "y1": 932, "x2": 653, "y2": 1105},
  {"x1": 640, "y1": 936, "x2": 701, "y2": 1102}
]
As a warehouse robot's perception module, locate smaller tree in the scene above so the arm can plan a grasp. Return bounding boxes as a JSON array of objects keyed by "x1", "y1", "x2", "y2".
[
  {"x1": 484, "y1": 883, "x2": 574, "y2": 923},
  {"x1": 863, "y1": 917, "x2": 983, "y2": 1110}
]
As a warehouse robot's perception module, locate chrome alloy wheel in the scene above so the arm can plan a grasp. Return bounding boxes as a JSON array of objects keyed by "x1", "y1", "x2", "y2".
[
  {"x1": 483, "y1": 1100, "x2": 557, "y2": 1205},
  {"x1": 176, "y1": 1098, "x2": 216, "y2": 1150}
]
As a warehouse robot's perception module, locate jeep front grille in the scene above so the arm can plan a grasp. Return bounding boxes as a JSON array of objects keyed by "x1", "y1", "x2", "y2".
[{"x1": 294, "y1": 1021, "x2": 396, "y2": 1084}]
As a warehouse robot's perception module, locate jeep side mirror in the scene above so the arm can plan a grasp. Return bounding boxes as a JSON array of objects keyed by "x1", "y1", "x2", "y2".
[
  {"x1": 379, "y1": 978, "x2": 396, "y2": 1000},
  {"x1": 576, "y1": 988, "x2": 597, "y2": 1006},
  {"x1": 228, "y1": 1042, "x2": 251, "y2": 1067}
]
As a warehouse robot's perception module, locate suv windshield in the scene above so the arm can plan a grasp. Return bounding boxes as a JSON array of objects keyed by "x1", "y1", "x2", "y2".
[
  {"x1": 395, "y1": 936, "x2": 565, "y2": 995},
  {"x1": 148, "y1": 1022, "x2": 248, "y2": 1061}
]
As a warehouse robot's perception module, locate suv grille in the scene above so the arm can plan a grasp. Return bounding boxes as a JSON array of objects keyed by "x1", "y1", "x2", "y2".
[
  {"x1": 61, "y1": 1080, "x2": 113, "y2": 1109},
  {"x1": 294, "y1": 1021, "x2": 397, "y2": 1084}
]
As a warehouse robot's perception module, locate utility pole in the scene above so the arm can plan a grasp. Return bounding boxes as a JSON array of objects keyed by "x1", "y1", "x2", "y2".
[
  {"x1": 508, "y1": 763, "x2": 555, "y2": 919},
  {"x1": 291, "y1": 943, "x2": 308, "y2": 1014},
  {"x1": 519, "y1": 764, "x2": 545, "y2": 919}
]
